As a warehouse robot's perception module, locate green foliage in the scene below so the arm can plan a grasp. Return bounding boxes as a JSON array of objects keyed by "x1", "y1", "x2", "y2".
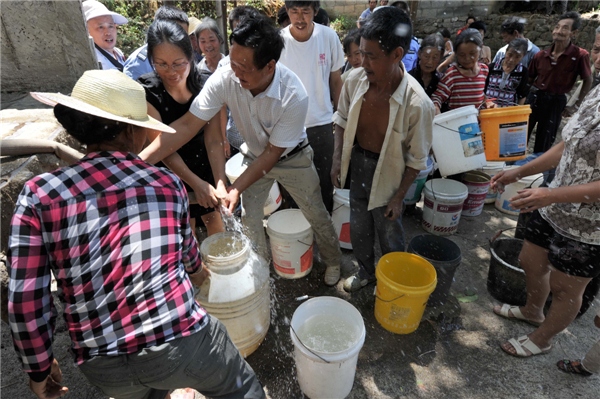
[
  {"x1": 101, "y1": 1, "x2": 216, "y2": 56},
  {"x1": 330, "y1": 14, "x2": 357, "y2": 38}
]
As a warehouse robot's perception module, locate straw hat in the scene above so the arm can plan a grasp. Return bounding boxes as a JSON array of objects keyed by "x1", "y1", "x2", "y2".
[
  {"x1": 31, "y1": 70, "x2": 175, "y2": 133},
  {"x1": 188, "y1": 17, "x2": 202, "y2": 35},
  {"x1": 82, "y1": 0, "x2": 128, "y2": 25}
]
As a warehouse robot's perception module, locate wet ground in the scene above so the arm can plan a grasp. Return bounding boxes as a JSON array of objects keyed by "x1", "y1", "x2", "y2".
[{"x1": 2, "y1": 201, "x2": 598, "y2": 399}]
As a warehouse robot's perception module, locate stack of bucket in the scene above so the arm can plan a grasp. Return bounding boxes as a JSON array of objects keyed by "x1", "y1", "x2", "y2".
[
  {"x1": 267, "y1": 209, "x2": 314, "y2": 278},
  {"x1": 332, "y1": 189, "x2": 352, "y2": 249}
]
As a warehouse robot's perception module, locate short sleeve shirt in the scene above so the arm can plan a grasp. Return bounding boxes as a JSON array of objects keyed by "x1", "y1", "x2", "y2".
[
  {"x1": 124, "y1": 44, "x2": 153, "y2": 80},
  {"x1": 528, "y1": 42, "x2": 591, "y2": 94}
]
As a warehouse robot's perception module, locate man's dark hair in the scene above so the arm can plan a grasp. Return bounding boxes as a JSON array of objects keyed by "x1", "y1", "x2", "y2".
[
  {"x1": 390, "y1": 1, "x2": 409, "y2": 12},
  {"x1": 54, "y1": 104, "x2": 128, "y2": 145},
  {"x1": 359, "y1": 6, "x2": 412, "y2": 55},
  {"x1": 314, "y1": 8, "x2": 329, "y2": 25},
  {"x1": 284, "y1": 1, "x2": 320, "y2": 11},
  {"x1": 154, "y1": 5, "x2": 189, "y2": 25},
  {"x1": 470, "y1": 21, "x2": 487, "y2": 35},
  {"x1": 466, "y1": 15, "x2": 476, "y2": 24},
  {"x1": 507, "y1": 38, "x2": 528, "y2": 55},
  {"x1": 500, "y1": 16, "x2": 525, "y2": 35},
  {"x1": 229, "y1": 5, "x2": 259, "y2": 31},
  {"x1": 558, "y1": 11, "x2": 581, "y2": 31},
  {"x1": 342, "y1": 29, "x2": 361, "y2": 54},
  {"x1": 277, "y1": 6, "x2": 290, "y2": 26},
  {"x1": 440, "y1": 27, "x2": 451, "y2": 39},
  {"x1": 420, "y1": 33, "x2": 445, "y2": 53},
  {"x1": 231, "y1": 16, "x2": 284, "y2": 69}
]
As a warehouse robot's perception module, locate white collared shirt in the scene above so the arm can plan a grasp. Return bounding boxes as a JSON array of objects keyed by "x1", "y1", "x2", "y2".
[{"x1": 190, "y1": 63, "x2": 308, "y2": 157}]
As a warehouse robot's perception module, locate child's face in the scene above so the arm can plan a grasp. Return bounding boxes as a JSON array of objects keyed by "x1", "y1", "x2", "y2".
[
  {"x1": 456, "y1": 42, "x2": 480, "y2": 69},
  {"x1": 418, "y1": 47, "x2": 442, "y2": 73},
  {"x1": 346, "y1": 42, "x2": 363, "y2": 69}
]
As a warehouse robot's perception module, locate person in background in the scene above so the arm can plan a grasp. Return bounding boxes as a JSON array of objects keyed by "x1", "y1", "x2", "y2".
[
  {"x1": 547, "y1": 0, "x2": 568, "y2": 15},
  {"x1": 341, "y1": 29, "x2": 362, "y2": 82},
  {"x1": 556, "y1": 308, "x2": 600, "y2": 377},
  {"x1": 8, "y1": 69, "x2": 265, "y2": 399},
  {"x1": 409, "y1": 34, "x2": 444, "y2": 98},
  {"x1": 440, "y1": 28, "x2": 453, "y2": 59},
  {"x1": 331, "y1": 8, "x2": 434, "y2": 292},
  {"x1": 279, "y1": 0, "x2": 345, "y2": 216},
  {"x1": 431, "y1": 29, "x2": 489, "y2": 114},
  {"x1": 490, "y1": 81, "x2": 600, "y2": 359},
  {"x1": 188, "y1": 17, "x2": 204, "y2": 62},
  {"x1": 387, "y1": 1, "x2": 419, "y2": 72},
  {"x1": 485, "y1": 38, "x2": 530, "y2": 107},
  {"x1": 83, "y1": 0, "x2": 127, "y2": 71},
  {"x1": 457, "y1": 15, "x2": 476, "y2": 36},
  {"x1": 381, "y1": 0, "x2": 389, "y2": 4},
  {"x1": 124, "y1": 5, "x2": 189, "y2": 80},
  {"x1": 139, "y1": 20, "x2": 224, "y2": 236},
  {"x1": 492, "y1": 16, "x2": 540, "y2": 68},
  {"x1": 314, "y1": 7, "x2": 330, "y2": 26},
  {"x1": 358, "y1": 0, "x2": 378, "y2": 26},
  {"x1": 527, "y1": 11, "x2": 592, "y2": 153},
  {"x1": 139, "y1": 15, "x2": 343, "y2": 288},
  {"x1": 195, "y1": 17, "x2": 225, "y2": 73},
  {"x1": 278, "y1": 5, "x2": 291, "y2": 28},
  {"x1": 470, "y1": 21, "x2": 491, "y2": 64}
]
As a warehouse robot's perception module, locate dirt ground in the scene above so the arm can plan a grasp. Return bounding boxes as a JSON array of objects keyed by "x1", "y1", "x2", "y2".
[{"x1": 2, "y1": 199, "x2": 599, "y2": 399}]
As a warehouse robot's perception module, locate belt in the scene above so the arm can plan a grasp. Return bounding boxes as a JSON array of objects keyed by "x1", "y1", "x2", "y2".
[
  {"x1": 279, "y1": 139, "x2": 310, "y2": 161},
  {"x1": 532, "y1": 87, "x2": 566, "y2": 98},
  {"x1": 354, "y1": 144, "x2": 380, "y2": 160}
]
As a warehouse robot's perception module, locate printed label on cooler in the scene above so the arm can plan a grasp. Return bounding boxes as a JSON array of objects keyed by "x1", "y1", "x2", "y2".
[
  {"x1": 498, "y1": 121, "x2": 527, "y2": 158},
  {"x1": 458, "y1": 123, "x2": 485, "y2": 158}
]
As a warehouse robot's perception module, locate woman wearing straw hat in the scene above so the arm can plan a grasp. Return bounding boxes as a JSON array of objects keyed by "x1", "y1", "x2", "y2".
[{"x1": 7, "y1": 70, "x2": 265, "y2": 399}]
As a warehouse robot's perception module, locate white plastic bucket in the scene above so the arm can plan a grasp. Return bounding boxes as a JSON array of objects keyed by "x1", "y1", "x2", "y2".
[
  {"x1": 267, "y1": 209, "x2": 314, "y2": 278},
  {"x1": 432, "y1": 106, "x2": 487, "y2": 176},
  {"x1": 332, "y1": 189, "x2": 351, "y2": 250},
  {"x1": 479, "y1": 161, "x2": 506, "y2": 203},
  {"x1": 495, "y1": 171, "x2": 544, "y2": 215},
  {"x1": 461, "y1": 170, "x2": 491, "y2": 217},
  {"x1": 291, "y1": 297, "x2": 366, "y2": 399},
  {"x1": 422, "y1": 179, "x2": 468, "y2": 236},
  {"x1": 404, "y1": 157, "x2": 434, "y2": 205},
  {"x1": 226, "y1": 152, "x2": 281, "y2": 216}
]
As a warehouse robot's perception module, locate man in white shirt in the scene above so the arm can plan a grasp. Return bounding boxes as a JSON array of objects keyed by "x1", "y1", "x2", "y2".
[
  {"x1": 82, "y1": 0, "x2": 127, "y2": 71},
  {"x1": 140, "y1": 16, "x2": 342, "y2": 286},
  {"x1": 279, "y1": 1, "x2": 345, "y2": 213}
]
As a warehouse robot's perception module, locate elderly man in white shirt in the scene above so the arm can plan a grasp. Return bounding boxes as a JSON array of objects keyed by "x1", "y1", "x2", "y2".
[
  {"x1": 83, "y1": 0, "x2": 128, "y2": 71},
  {"x1": 140, "y1": 15, "x2": 342, "y2": 286}
]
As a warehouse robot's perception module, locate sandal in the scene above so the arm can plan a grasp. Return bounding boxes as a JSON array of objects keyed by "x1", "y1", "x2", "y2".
[
  {"x1": 493, "y1": 304, "x2": 543, "y2": 327},
  {"x1": 501, "y1": 335, "x2": 552, "y2": 358},
  {"x1": 557, "y1": 360, "x2": 593, "y2": 376}
]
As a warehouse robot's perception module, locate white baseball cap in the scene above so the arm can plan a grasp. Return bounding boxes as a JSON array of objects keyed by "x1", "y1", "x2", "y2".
[{"x1": 82, "y1": 0, "x2": 128, "y2": 25}]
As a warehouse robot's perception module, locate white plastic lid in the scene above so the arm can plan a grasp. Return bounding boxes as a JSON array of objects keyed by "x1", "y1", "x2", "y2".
[
  {"x1": 267, "y1": 209, "x2": 311, "y2": 236},
  {"x1": 433, "y1": 105, "x2": 479, "y2": 125},
  {"x1": 225, "y1": 153, "x2": 246, "y2": 180}
]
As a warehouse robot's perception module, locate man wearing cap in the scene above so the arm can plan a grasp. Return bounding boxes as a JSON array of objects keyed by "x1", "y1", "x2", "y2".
[
  {"x1": 188, "y1": 17, "x2": 204, "y2": 62},
  {"x1": 82, "y1": 0, "x2": 128, "y2": 71}
]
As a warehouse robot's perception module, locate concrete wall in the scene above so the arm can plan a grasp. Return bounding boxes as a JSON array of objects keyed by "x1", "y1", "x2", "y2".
[{"x1": 1, "y1": 0, "x2": 97, "y2": 93}]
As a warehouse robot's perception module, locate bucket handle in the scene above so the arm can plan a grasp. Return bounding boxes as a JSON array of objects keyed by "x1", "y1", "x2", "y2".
[
  {"x1": 374, "y1": 293, "x2": 406, "y2": 303},
  {"x1": 489, "y1": 227, "x2": 525, "y2": 245},
  {"x1": 332, "y1": 203, "x2": 345, "y2": 213},
  {"x1": 298, "y1": 240, "x2": 312, "y2": 247},
  {"x1": 289, "y1": 325, "x2": 331, "y2": 364},
  {"x1": 433, "y1": 123, "x2": 482, "y2": 137}
]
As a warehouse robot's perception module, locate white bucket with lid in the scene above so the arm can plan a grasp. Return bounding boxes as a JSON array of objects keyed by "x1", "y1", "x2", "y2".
[
  {"x1": 461, "y1": 170, "x2": 491, "y2": 217},
  {"x1": 291, "y1": 296, "x2": 366, "y2": 399},
  {"x1": 422, "y1": 179, "x2": 468, "y2": 236},
  {"x1": 479, "y1": 161, "x2": 506, "y2": 203},
  {"x1": 226, "y1": 152, "x2": 281, "y2": 216},
  {"x1": 404, "y1": 157, "x2": 434, "y2": 205},
  {"x1": 267, "y1": 209, "x2": 314, "y2": 278},
  {"x1": 495, "y1": 170, "x2": 544, "y2": 215},
  {"x1": 332, "y1": 189, "x2": 351, "y2": 250},
  {"x1": 432, "y1": 106, "x2": 487, "y2": 176}
]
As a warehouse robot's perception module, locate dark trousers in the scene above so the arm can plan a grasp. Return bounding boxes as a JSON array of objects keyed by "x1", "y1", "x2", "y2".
[
  {"x1": 349, "y1": 146, "x2": 405, "y2": 279},
  {"x1": 306, "y1": 123, "x2": 334, "y2": 213},
  {"x1": 527, "y1": 90, "x2": 567, "y2": 154}
]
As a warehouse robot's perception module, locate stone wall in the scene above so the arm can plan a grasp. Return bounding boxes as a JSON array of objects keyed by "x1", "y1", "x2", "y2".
[{"x1": 1, "y1": 0, "x2": 97, "y2": 93}]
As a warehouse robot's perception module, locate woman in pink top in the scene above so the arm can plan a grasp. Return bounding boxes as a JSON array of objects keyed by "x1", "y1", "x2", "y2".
[{"x1": 431, "y1": 29, "x2": 490, "y2": 115}]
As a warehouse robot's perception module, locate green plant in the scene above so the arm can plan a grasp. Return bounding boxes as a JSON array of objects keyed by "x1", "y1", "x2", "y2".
[{"x1": 330, "y1": 14, "x2": 357, "y2": 38}]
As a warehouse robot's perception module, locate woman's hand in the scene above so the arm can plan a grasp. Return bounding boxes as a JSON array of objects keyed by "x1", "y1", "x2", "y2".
[
  {"x1": 509, "y1": 188, "x2": 554, "y2": 212},
  {"x1": 490, "y1": 168, "x2": 522, "y2": 193},
  {"x1": 191, "y1": 179, "x2": 218, "y2": 209},
  {"x1": 29, "y1": 359, "x2": 68, "y2": 399}
]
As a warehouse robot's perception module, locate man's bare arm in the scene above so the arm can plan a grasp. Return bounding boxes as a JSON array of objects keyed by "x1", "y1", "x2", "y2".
[{"x1": 329, "y1": 69, "x2": 343, "y2": 112}]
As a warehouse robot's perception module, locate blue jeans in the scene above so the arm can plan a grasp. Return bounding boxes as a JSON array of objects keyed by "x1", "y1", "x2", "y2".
[
  {"x1": 349, "y1": 146, "x2": 406, "y2": 280},
  {"x1": 78, "y1": 316, "x2": 265, "y2": 399}
]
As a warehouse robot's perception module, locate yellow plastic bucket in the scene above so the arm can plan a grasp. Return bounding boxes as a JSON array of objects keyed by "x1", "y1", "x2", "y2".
[
  {"x1": 479, "y1": 105, "x2": 532, "y2": 162},
  {"x1": 374, "y1": 252, "x2": 437, "y2": 334}
]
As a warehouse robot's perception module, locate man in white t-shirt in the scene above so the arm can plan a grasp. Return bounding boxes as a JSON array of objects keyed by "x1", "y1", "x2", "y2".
[
  {"x1": 140, "y1": 16, "x2": 343, "y2": 286},
  {"x1": 279, "y1": 1, "x2": 345, "y2": 213},
  {"x1": 82, "y1": 0, "x2": 127, "y2": 71}
]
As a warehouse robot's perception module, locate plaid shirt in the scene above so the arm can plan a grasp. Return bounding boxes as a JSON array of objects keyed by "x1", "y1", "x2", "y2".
[{"x1": 8, "y1": 151, "x2": 206, "y2": 380}]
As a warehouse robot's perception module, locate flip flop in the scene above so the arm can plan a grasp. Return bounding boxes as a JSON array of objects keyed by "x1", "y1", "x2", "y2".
[
  {"x1": 501, "y1": 335, "x2": 552, "y2": 358},
  {"x1": 556, "y1": 359, "x2": 593, "y2": 376},
  {"x1": 493, "y1": 303, "x2": 543, "y2": 327}
]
